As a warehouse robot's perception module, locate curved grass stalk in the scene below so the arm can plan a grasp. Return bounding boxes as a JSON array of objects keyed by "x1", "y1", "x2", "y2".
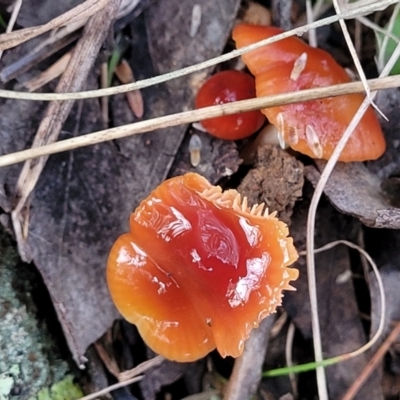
[
  {"x1": 263, "y1": 240, "x2": 385, "y2": 381},
  {"x1": 305, "y1": 36, "x2": 400, "y2": 400}
]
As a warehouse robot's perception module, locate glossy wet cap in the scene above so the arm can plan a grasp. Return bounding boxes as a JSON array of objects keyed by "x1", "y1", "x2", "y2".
[
  {"x1": 232, "y1": 24, "x2": 386, "y2": 162},
  {"x1": 107, "y1": 173, "x2": 298, "y2": 362},
  {"x1": 195, "y1": 70, "x2": 265, "y2": 140}
]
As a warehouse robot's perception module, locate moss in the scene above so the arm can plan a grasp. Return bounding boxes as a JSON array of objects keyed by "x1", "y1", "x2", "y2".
[
  {"x1": 0, "y1": 228, "x2": 73, "y2": 399},
  {"x1": 35, "y1": 376, "x2": 83, "y2": 400}
]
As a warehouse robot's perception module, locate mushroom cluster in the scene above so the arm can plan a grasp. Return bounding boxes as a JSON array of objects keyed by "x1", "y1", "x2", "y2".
[
  {"x1": 232, "y1": 24, "x2": 386, "y2": 162},
  {"x1": 107, "y1": 173, "x2": 298, "y2": 362}
]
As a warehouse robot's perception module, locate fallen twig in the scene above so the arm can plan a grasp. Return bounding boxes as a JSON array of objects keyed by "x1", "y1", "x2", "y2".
[
  {"x1": 11, "y1": 0, "x2": 122, "y2": 260},
  {"x1": 0, "y1": 0, "x2": 110, "y2": 51},
  {"x1": 0, "y1": 0, "x2": 396, "y2": 102},
  {"x1": 342, "y1": 321, "x2": 400, "y2": 400},
  {"x1": 224, "y1": 316, "x2": 275, "y2": 400},
  {"x1": 0, "y1": 75, "x2": 399, "y2": 169}
]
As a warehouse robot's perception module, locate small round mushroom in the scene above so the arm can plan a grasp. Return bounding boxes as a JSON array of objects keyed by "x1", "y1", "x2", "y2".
[
  {"x1": 107, "y1": 173, "x2": 298, "y2": 362},
  {"x1": 232, "y1": 24, "x2": 386, "y2": 162},
  {"x1": 195, "y1": 70, "x2": 265, "y2": 140}
]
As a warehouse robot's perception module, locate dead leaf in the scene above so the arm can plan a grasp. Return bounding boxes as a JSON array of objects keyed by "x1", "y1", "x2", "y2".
[
  {"x1": 305, "y1": 161, "x2": 400, "y2": 228},
  {"x1": 114, "y1": 59, "x2": 144, "y2": 118},
  {"x1": 0, "y1": 0, "x2": 241, "y2": 366},
  {"x1": 12, "y1": 0, "x2": 121, "y2": 262}
]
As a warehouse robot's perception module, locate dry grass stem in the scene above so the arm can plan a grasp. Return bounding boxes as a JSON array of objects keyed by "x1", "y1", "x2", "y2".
[
  {"x1": 340, "y1": 0, "x2": 392, "y2": 14},
  {"x1": 285, "y1": 322, "x2": 298, "y2": 398},
  {"x1": 94, "y1": 341, "x2": 120, "y2": 378},
  {"x1": 300, "y1": 238, "x2": 386, "y2": 394},
  {"x1": 306, "y1": 0, "x2": 317, "y2": 47},
  {"x1": 307, "y1": 94, "x2": 376, "y2": 400},
  {"x1": 307, "y1": 240, "x2": 386, "y2": 356},
  {"x1": 118, "y1": 355, "x2": 164, "y2": 381},
  {"x1": 0, "y1": 0, "x2": 110, "y2": 51},
  {"x1": 0, "y1": 30, "x2": 80, "y2": 83},
  {"x1": 342, "y1": 321, "x2": 400, "y2": 400},
  {"x1": 0, "y1": 75, "x2": 399, "y2": 169},
  {"x1": 0, "y1": 0, "x2": 23, "y2": 60},
  {"x1": 100, "y1": 62, "x2": 110, "y2": 127},
  {"x1": 11, "y1": 0, "x2": 122, "y2": 260},
  {"x1": 116, "y1": 0, "x2": 141, "y2": 19},
  {"x1": 312, "y1": 2, "x2": 372, "y2": 396},
  {"x1": 270, "y1": 312, "x2": 288, "y2": 338},
  {"x1": 305, "y1": 9, "x2": 400, "y2": 399},
  {"x1": 376, "y1": 2, "x2": 400, "y2": 73},
  {"x1": 77, "y1": 356, "x2": 164, "y2": 400},
  {"x1": 357, "y1": 14, "x2": 400, "y2": 44},
  {"x1": 79, "y1": 376, "x2": 143, "y2": 400},
  {"x1": 25, "y1": 51, "x2": 72, "y2": 92},
  {"x1": 333, "y1": 0, "x2": 371, "y2": 98},
  {"x1": 0, "y1": 0, "x2": 396, "y2": 102}
]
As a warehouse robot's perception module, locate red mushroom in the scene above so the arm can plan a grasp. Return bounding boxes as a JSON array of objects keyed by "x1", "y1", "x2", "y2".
[
  {"x1": 232, "y1": 24, "x2": 386, "y2": 162},
  {"x1": 195, "y1": 70, "x2": 265, "y2": 140},
  {"x1": 107, "y1": 173, "x2": 298, "y2": 362}
]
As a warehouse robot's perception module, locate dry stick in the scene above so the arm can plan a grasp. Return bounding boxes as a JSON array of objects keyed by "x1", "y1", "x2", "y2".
[
  {"x1": 306, "y1": 0, "x2": 317, "y2": 47},
  {"x1": 94, "y1": 341, "x2": 120, "y2": 378},
  {"x1": 341, "y1": 0, "x2": 391, "y2": 13},
  {"x1": 0, "y1": 74, "x2": 399, "y2": 169},
  {"x1": 25, "y1": 51, "x2": 73, "y2": 92},
  {"x1": 116, "y1": 0, "x2": 141, "y2": 20},
  {"x1": 0, "y1": 30, "x2": 80, "y2": 83},
  {"x1": 357, "y1": 14, "x2": 400, "y2": 46},
  {"x1": 333, "y1": 0, "x2": 371, "y2": 98},
  {"x1": 100, "y1": 62, "x2": 109, "y2": 128},
  {"x1": 79, "y1": 376, "x2": 143, "y2": 400},
  {"x1": 376, "y1": 2, "x2": 400, "y2": 72},
  {"x1": 118, "y1": 355, "x2": 164, "y2": 381},
  {"x1": 11, "y1": 0, "x2": 122, "y2": 259},
  {"x1": 77, "y1": 356, "x2": 164, "y2": 400},
  {"x1": 312, "y1": 2, "x2": 373, "y2": 397},
  {"x1": 305, "y1": 31, "x2": 400, "y2": 400},
  {"x1": 342, "y1": 321, "x2": 400, "y2": 400},
  {"x1": 308, "y1": 102, "x2": 375, "y2": 400},
  {"x1": 355, "y1": 19, "x2": 362, "y2": 58},
  {"x1": 0, "y1": 0, "x2": 23, "y2": 60},
  {"x1": 0, "y1": 0, "x2": 110, "y2": 51},
  {"x1": 0, "y1": 0, "x2": 397, "y2": 102},
  {"x1": 0, "y1": 0, "x2": 138, "y2": 82},
  {"x1": 286, "y1": 322, "x2": 298, "y2": 398},
  {"x1": 223, "y1": 316, "x2": 276, "y2": 400}
]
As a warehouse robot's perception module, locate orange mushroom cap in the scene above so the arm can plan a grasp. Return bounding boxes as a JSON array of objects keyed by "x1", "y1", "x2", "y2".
[
  {"x1": 107, "y1": 173, "x2": 298, "y2": 362},
  {"x1": 232, "y1": 24, "x2": 386, "y2": 162},
  {"x1": 195, "y1": 70, "x2": 265, "y2": 140}
]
